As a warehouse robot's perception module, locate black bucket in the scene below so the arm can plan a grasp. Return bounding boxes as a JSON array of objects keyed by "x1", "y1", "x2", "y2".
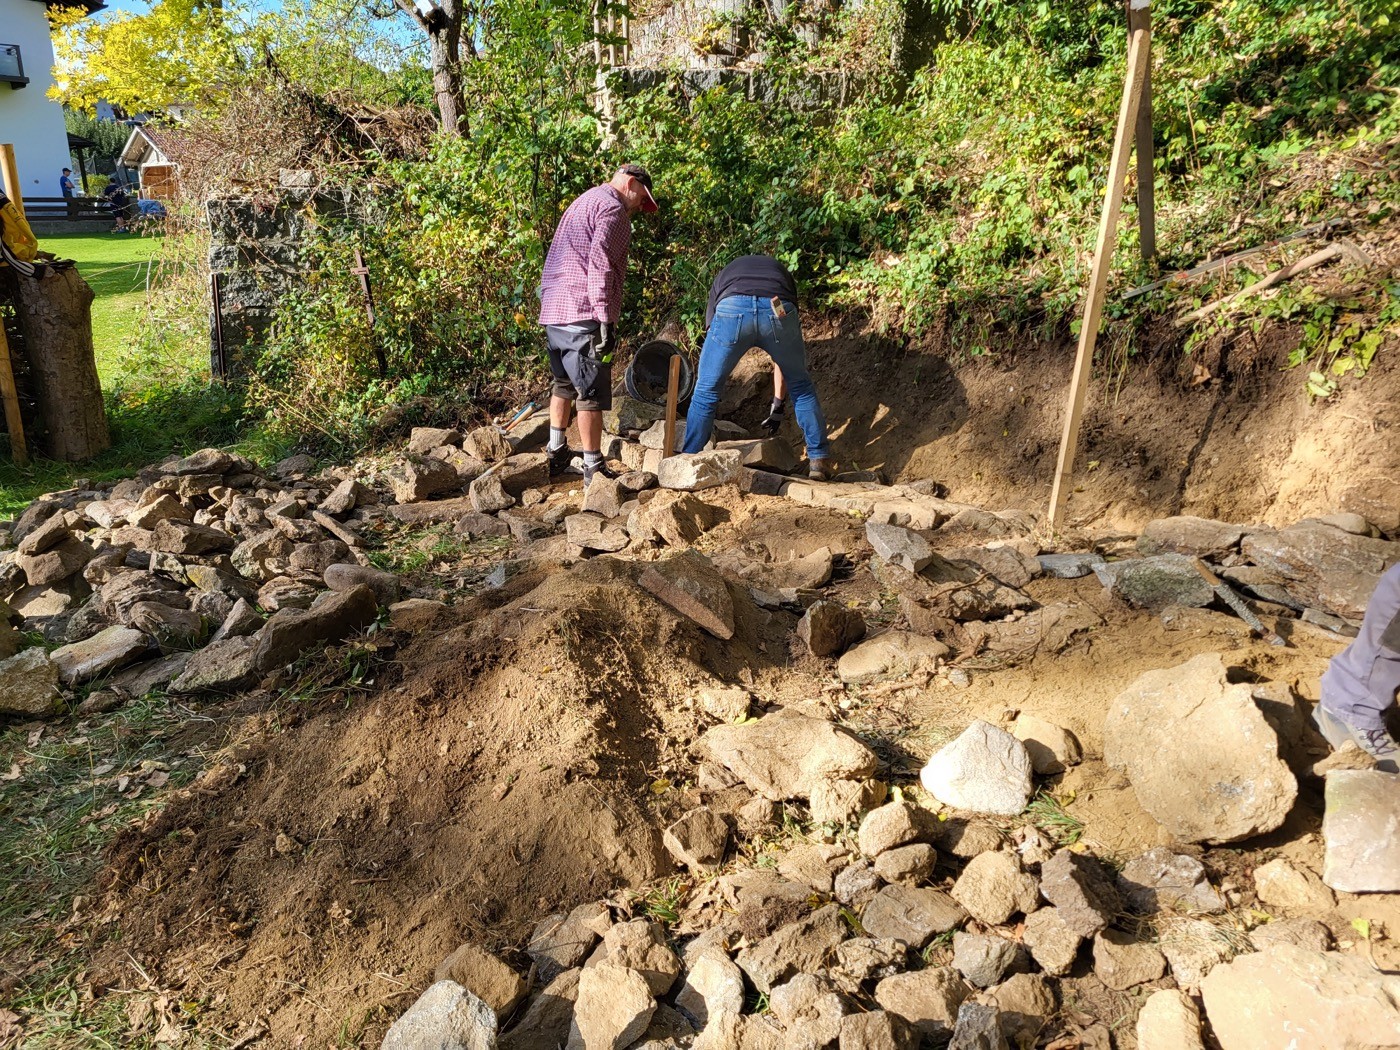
[{"x1": 625, "y1": 339, "x2": 695, "y2": 407}]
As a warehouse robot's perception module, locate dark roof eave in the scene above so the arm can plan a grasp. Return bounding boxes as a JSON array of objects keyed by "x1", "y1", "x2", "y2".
[{"x1": 32, "y1": 0, "x2": 107, "y2": 13}]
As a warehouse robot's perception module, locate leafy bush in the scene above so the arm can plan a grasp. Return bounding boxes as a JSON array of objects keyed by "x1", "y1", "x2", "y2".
[{"x1": 179, "y1": 0, "x2": 1400, "y2": 450}]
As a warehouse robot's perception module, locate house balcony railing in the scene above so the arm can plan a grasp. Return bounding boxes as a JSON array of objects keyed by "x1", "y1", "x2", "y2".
[{"x1": 0, "y1": 43, "x2": 27, "y2": 88}]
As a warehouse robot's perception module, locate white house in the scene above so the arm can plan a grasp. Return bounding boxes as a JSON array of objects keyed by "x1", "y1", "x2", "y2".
[{"x1": 0, "y1": 0, "x2": 103, "y2": 199}]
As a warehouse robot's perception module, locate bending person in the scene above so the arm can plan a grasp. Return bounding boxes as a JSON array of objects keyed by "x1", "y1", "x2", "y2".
[
  {"x1": 681, "y1": 254, "x2": 833, "y2": 480},
  {"x1": 1314, "y1": 561, "x2": 1400, "y2": 772}
]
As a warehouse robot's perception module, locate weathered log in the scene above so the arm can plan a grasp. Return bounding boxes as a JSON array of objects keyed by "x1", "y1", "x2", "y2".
[{"x1": 10, "y1": 266, "x2": 110, "y2": 461}]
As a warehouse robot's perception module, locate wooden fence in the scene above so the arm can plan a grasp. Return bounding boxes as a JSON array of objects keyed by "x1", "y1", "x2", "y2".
[{"x1": 20, "y1": 196, "x2": 116, "y2": 223}]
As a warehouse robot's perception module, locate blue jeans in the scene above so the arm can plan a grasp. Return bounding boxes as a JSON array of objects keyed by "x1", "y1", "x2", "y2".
[{"x1": 681, "y1": 295, "x2": 830, "y2": 460}]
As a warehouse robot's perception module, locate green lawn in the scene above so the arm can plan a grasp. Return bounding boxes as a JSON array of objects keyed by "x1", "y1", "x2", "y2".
[{"x1": 41, "y1": 231, "x2": 163, "y2": 384}]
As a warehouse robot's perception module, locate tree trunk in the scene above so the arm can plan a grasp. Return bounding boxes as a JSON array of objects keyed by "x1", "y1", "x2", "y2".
[
  {"x1": 10, "y1": 268, "x2": 111, "y2": 462},
  {"x1": 429, "y1": 22, "x2": 468, "y2": 138}
]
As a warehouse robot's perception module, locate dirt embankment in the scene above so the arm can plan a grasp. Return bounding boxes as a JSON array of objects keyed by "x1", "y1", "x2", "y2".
[{"x1": 776, "y1": 306, "x2": 1400, "y2": 535}]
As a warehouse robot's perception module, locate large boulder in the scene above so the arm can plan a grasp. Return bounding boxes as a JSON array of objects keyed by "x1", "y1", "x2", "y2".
[
  {"x1": 798, "y1": 601, "x2": 867, "y2": 658},
  {"x1": 735, "y1": 904, "x2": 848, "y2": 994},
  {"x1": 1138, "y1": 516, "x2": 1245, "y2": 558},
  {"x1": 1104, "y1": 654, "x2": 1297, "y2": 843},
  {"x1": 1322, "y1": 769, "x2": 1400, "y2": 892},
  {"x1": 382, "y1": 980, "x2": 497, "y2": 1050},
  {"x1": 1242, "y1": 520, "x2": 1400, "y2": 619},
  {"x1": 385, "y1": 456, "x2": 461, "y2": 504},
  {"x1": 699, "y1": 708, "x2": 880, "y2": 819},
  {"x1": 657, "y1": 449, "x2": 742, "y2": 492},
  {"x1": 920, "y1": 721, "x2": 1033, "y2": 817},
  {"x1": 169, "y1": 637, "x2": 260, "y2": 694},
  {"x1": 1097, "y1": 553, "x2": 1215, "y2": 610},
  {"x1": 1199, "y1": 944, "x2": 1400, "y2": 1050},
  {"x1": 0, "y1": 647, "x2": 62, "y2": 716},
  {"x1": 50, "y1": 625, "x2": 149, "y2": 686},
  {"x1": 253, "y1": 584, "x2": 379, "y2": 671},
  {"x1": 638, "y1": 550, "x2": 734, "y2": 639},
  {"x1": 838, "y1": 631, "x2": 949, "y2": 684},
  {"x1": 866, "y1": 522, "x2": 934, "y2": 572}
]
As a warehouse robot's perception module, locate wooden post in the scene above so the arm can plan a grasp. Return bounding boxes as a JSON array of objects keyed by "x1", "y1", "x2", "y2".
[
  {"x1": 350, "y1": 248, "x2": 386, "y2": 377},
  {"x1": 0, "y1": 143, "x2": 30, "y2": 465},
  {"x1": 1128, "y1": 0, "x2": 1156, "y2": 262},
  {"x1": 0, "y1": 143, "x2": 24, "y2": 214},
  {"x1": 662, "y1": 353, "x2": 681, "y2": 458},
  {"x1": 1046, "y1": 24, "x2": 1151, "y2": 531}
]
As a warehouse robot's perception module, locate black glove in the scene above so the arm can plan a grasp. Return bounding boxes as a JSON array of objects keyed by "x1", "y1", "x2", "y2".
[
  {"x1": 759, "y1": 399, "x2": 784, "y2": 435},
  {"x1": 593, "y1": 322, "x2": 617, "y2": 360}
]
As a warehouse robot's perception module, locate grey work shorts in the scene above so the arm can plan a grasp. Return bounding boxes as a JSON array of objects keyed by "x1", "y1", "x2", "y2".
[{"x1": 544, "y1": 323, "x2": 612, "y2": 413}]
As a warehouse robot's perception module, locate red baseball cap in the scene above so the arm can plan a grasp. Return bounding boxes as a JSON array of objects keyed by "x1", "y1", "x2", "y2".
[{"x1": 619, "y1": 163, "x2": 659, "y2": 213}]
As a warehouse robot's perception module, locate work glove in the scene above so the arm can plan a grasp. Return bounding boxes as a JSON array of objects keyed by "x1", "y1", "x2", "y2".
[
  {"x1": 759, "y1": 401, "x2": 784, "y2": 435},
  {"x1": 593, "y1": 322, "x2": 617, "y2": 361}
]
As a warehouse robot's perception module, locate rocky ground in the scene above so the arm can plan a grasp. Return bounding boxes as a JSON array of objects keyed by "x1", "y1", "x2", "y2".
[{"x1": 1, "y1": 393, "x2": 1398, "y2": 1048}]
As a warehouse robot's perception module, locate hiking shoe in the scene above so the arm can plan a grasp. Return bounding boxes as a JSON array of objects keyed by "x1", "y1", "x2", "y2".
[
  {"x1": 547, "y1": 443, "x2": 575, "y2": 477},
  {"x1": 582, "y1": 460, "x2": 618, "y2": 487},
  {"x1": 1312, "y1": 705, "x2": 1400, "y2": 773},
  {"x1": 808, "y1": 458, "x2": 835, "y2": 482}
]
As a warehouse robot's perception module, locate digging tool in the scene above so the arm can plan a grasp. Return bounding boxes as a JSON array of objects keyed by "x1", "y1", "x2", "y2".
[
  {"x1": 662, "y1": 353, "x2": 681, "y2": 458},
  {"x1": 1193, "y1": 558, "x2": 1287, "y2": 646}
]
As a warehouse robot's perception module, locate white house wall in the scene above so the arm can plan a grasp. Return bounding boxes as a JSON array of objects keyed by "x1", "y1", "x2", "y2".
[{"x1": 0, "y1": 0, "x2": 76, "y2": 199}]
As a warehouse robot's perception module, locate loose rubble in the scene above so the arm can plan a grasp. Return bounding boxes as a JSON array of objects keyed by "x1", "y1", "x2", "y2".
[{"x1": 3, "y1": 413, "x2": 1396, "y2": 1050}]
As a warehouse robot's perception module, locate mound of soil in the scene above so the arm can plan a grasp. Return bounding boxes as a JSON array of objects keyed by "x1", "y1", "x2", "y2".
[{"x1": 95, "y1": 557, "x2": 789, "y2": 1042}]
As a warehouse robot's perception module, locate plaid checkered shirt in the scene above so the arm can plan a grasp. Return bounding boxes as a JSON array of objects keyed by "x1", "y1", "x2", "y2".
[{"x1": 538, "y1": 185, "x2": 632, "y2": 326}]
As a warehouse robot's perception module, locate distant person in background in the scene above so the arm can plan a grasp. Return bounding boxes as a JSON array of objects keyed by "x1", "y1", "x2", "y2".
[
  {"x1": 104, "y1": 181, "x2": 131, "y2": 232},
  {"x1": 59, "y1": 168, "x2": 75, "y2": 198}
]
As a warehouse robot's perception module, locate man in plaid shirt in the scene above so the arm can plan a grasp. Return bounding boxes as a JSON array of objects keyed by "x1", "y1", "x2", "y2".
[{"x1": 539, "y1": 163, "x2": 658, "y2": 484}]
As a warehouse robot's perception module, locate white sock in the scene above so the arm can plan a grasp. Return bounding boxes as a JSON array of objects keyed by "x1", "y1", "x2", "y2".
[{"x1": 548, "y1": 427, "x2": 568, "y2": 451}]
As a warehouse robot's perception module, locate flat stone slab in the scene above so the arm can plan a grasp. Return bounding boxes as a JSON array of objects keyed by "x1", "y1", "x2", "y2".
[
  {"x1": 638, "y1": 550, "x2": 734, "y2": 639},
  {"x1": 1200, "y1": 944, "x2": 1400, "y2": 1050},
  {"x1": 1322, "y1": 769, "x2": 1400, "y2": 892},
  {"x1": 50, "y1": 625, "x2": 150, "y2": 686}
]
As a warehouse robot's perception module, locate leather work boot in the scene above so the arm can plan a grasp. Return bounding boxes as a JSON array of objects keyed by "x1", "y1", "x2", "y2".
[{"x1": 808, "y1": 459, "x2": 835, "y2": 482}]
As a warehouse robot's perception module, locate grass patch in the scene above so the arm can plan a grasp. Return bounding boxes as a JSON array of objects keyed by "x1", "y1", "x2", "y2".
[
  {"x1": 0, "y1": 693, "x2": 208, "y2": 1044},
  {"x1": 1026, "y1": 790, "x2": 1086, "y2": 847},
  {"x1": 41, "y1": 231, "x2": 164, "y2": 385},
  {"x1": 0, "y1": 380, "x2": 257, "y2": 520}
]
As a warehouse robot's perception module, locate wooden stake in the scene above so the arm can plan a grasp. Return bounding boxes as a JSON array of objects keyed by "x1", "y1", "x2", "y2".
[
  {"x1": 662, "y1": 352, "x2": 681, "y2": 458},
  {"x1": 1128, "y1": 1, "x2": 1156, "y2": 262},
  {"x1": 0, "y1": 322, "x2": 29, "y2": 467},
  {"x1": 0, "y1": 143, "x2": 30, "y2": 466},
  {"x1": 1046, "y1": 25, "x2": 1152, "y2": 530}
]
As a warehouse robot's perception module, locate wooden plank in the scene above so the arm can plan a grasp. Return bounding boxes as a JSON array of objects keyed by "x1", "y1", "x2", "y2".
[
  {"x1": 1046, "y1": 24, "x2": 1152, "y2": 531},
  {"x1": 662, "y1": 352, "x2": 681, "y2": 458},
  {"x1": 1128, "y1": 0, "x2": 1156, "y2": 261}
]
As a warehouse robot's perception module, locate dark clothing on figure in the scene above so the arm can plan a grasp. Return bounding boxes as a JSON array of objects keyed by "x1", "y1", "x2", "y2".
[{"x1": 705, "y1": 255, "x2": 798, "y2": 327}]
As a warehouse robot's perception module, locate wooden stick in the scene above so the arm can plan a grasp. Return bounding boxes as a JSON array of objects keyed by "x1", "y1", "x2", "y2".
[
  {"x1": 0, "y1": 143, "x2": 24, "y2": 215},
  {"x1": 1046, "y1": 26, "x2": 1152, "y2": 531},
  {"x1": 1128, "y1": 1, "x2": 1156, "y2": 262},
  {"x1": 1119, "y1": 219, "x2": 1348, "y2": 300},
  {"x1": 662, "y1": 353, "x2": 681, "y2": 459},
  {"x1": 1173, "y1": 243, "x2": 1356, "y2": 326},
  {"x1": 0, "y1": 143, "x2": 30, "y2": 466}
]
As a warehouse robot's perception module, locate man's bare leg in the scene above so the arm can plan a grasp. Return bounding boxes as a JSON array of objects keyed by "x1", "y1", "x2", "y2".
[{"x1": 578, "y1": 408, "x2": 602, "y2": 454}]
